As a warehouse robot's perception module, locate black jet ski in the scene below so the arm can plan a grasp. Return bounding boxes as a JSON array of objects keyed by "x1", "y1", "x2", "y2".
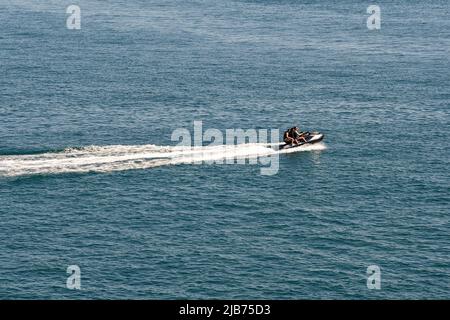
[{"x1": 278, "y1": 131, "x2": 324, "y2": 150}]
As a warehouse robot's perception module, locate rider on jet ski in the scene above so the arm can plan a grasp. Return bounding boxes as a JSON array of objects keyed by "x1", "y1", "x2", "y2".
[{"x1": 283, "y1": 126, "x2": 307, "y2": 145}]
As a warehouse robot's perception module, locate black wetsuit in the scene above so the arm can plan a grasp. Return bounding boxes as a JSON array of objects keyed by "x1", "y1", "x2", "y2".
[{"x1": 283, "y1": 128, "x2": 297, "y2": 144}]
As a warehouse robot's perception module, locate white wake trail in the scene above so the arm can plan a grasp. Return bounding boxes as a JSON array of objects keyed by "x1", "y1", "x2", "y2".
[{"x1": 0, "y1": 142, "x2": 326, "y2": 177}]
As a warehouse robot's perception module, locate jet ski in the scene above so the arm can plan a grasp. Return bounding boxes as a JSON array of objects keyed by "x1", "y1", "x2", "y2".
[{"x1": 278, "y1": 131, "x2": 324, "y2": 150}]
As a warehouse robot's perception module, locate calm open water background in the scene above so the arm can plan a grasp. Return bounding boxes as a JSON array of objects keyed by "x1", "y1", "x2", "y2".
[{"x1": 0, "y1": 0, "x2": 449, "y2": 299}]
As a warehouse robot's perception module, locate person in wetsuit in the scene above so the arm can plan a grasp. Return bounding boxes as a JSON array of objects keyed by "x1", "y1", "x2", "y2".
[{"x1": 283, "y1": 127, "x2": 307, "y2": 145}]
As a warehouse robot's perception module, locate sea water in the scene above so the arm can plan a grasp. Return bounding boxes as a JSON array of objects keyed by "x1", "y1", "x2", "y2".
[{"x1": 0, "y1": 0, "x2": 449, "y2": 299}]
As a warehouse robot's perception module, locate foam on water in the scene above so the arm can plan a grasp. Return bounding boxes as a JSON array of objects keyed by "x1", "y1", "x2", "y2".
[{"x1": 0, "y1": 142, "x2": 326, "y2": 177}]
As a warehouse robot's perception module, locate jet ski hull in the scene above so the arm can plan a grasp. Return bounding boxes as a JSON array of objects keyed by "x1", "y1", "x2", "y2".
[{"x1": 278, "y1": 132, "x2": 324, "y2": 150}]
